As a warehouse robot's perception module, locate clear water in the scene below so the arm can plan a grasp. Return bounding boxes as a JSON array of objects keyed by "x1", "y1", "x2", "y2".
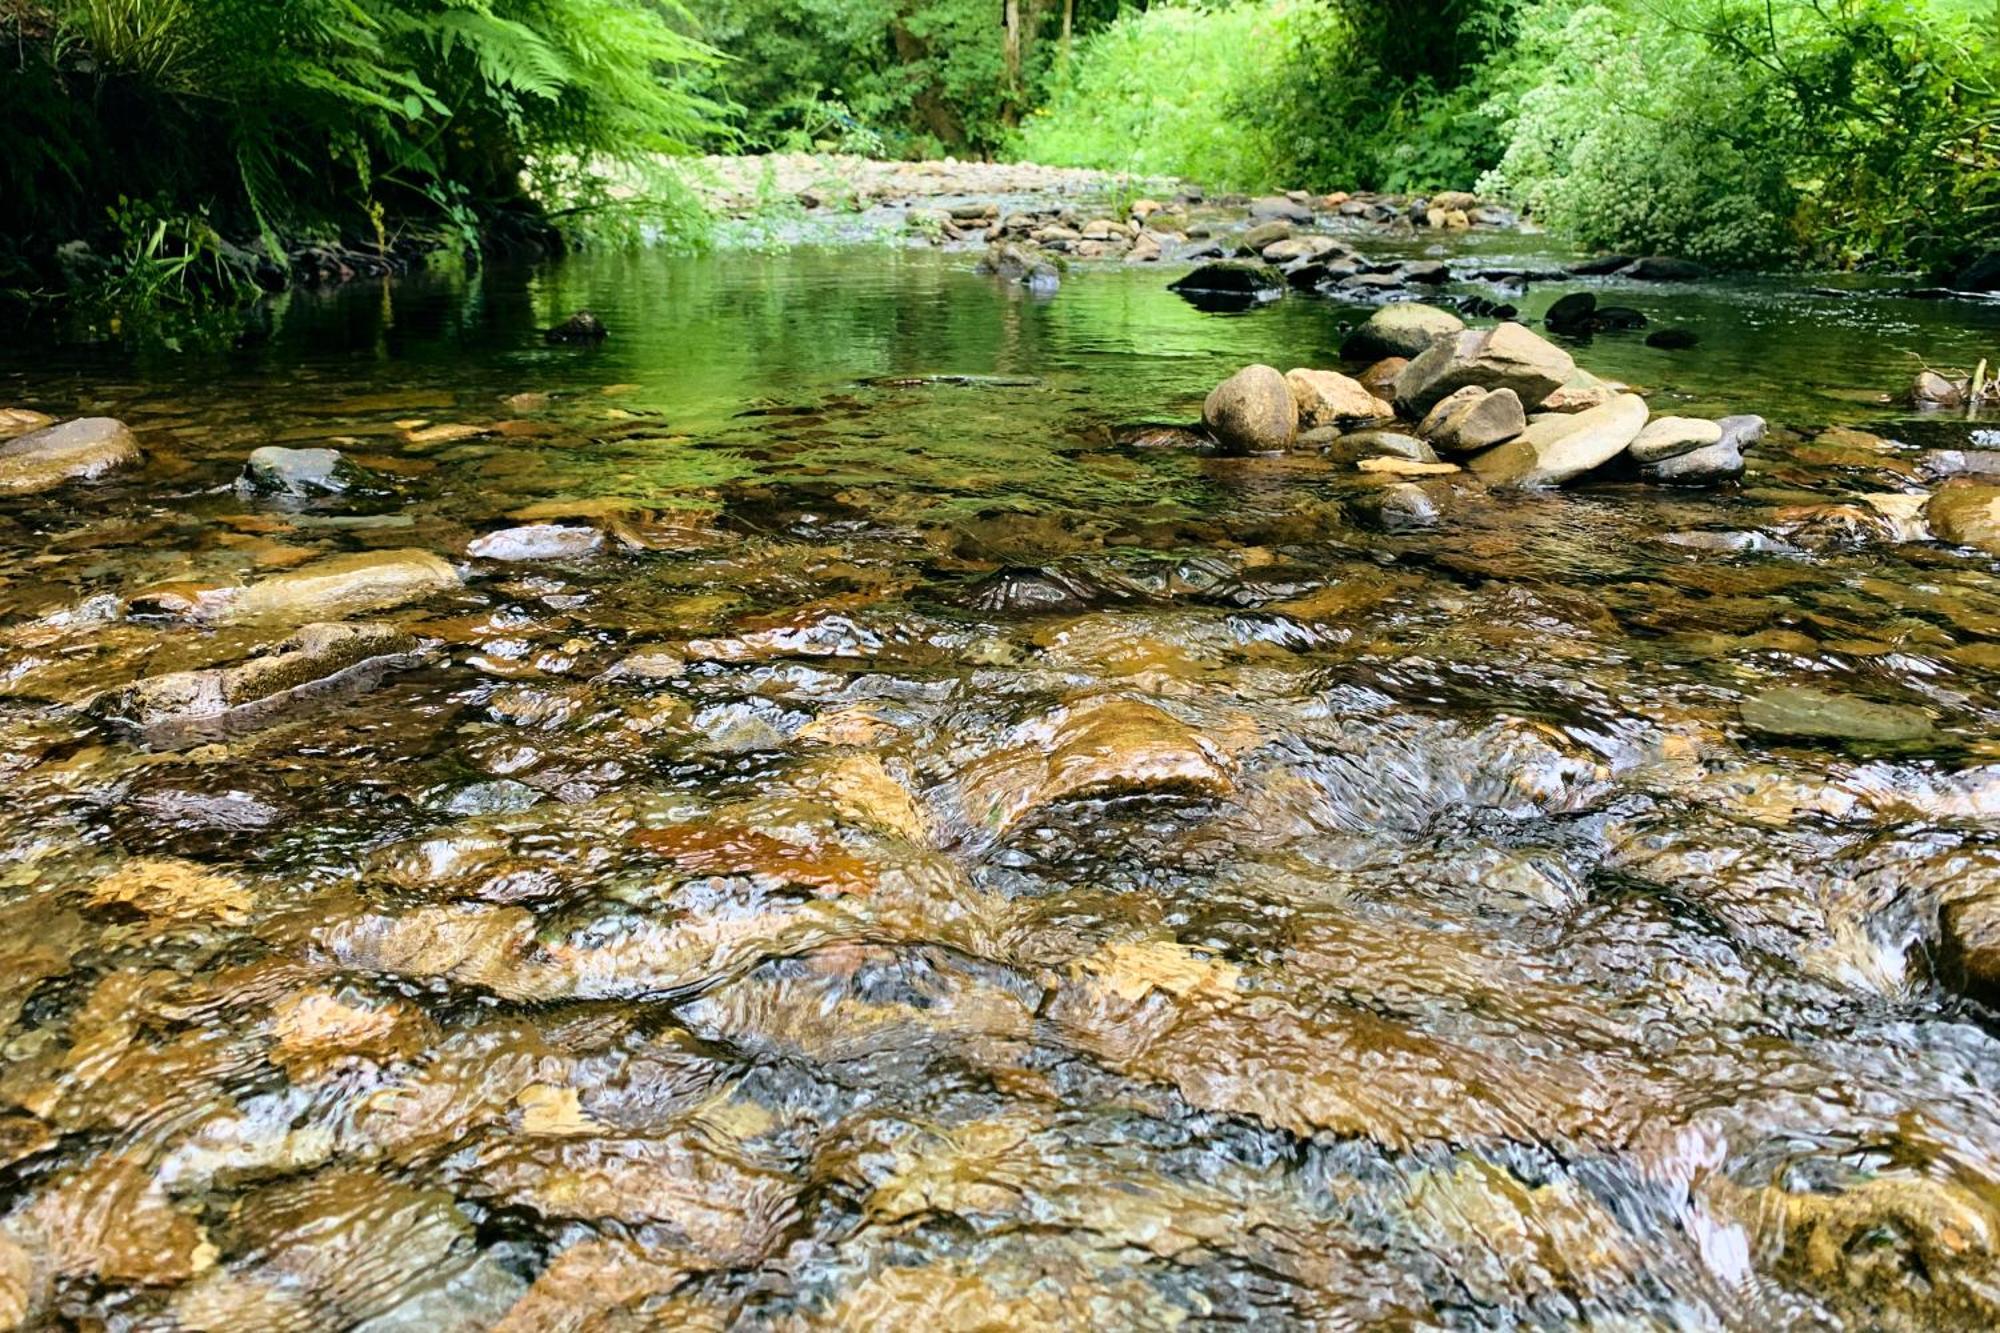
[{"x1": 2, "y1": 242, "x2": 2000, "y2": 1329}]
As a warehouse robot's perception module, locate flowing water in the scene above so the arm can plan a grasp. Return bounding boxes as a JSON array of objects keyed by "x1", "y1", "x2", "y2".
[{"x1": 4, "y1": 237, "x2": 2000, "y2": 1329}]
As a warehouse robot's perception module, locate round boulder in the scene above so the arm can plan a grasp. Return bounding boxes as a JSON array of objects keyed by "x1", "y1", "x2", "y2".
[
  {"x1": 1204, "y1": 365, "x2": 1298, "y2": 452},
  {"x1": 1341, "y1": 304, "x2": 1465, "y2": 361},
  {"x1": 1928, "y1": 485, "x2": 2000, "y2": 555}
]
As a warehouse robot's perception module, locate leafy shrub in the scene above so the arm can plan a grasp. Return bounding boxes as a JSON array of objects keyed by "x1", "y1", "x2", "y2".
[
  {"x1": 1479, "y1": 3, "x2": 1798, "y2": 266},
  {"x1": 1481, "y1": 0, "x2": 2000, "y2": 271},
  {"x1": 1255, "y1": 0, "x2": 1527, "y2": 192},
  {"x1": 1010, "y1": 2, "x2": 1294, "y2": 187}
]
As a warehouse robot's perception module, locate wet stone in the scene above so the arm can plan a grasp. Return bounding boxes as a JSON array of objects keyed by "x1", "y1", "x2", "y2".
[
  {"x1": 212, "y1": 549, "x2": 461, "y2": 624},
  {"x1": 239, "y1": 445, "x2": 370, "y2": 497},
  {"x1": 1394, "y1": 321, "x2": 1576, "y2": 417},
  {"x1": 93, "y1": 622, "x2": 425, "y2": 739},
  {"x1": 1740, "y1": 685, "x2": 1935, "y2": 744},
  {"x1": 1470, "y1": 392, "x2": 1648, "y2": 489},
  {"x1": 467, "y1": 523, "x2": 604, "y2": 562},
  {"x1": 0, "y1": 417, "x2": 142, "y2": 495}
]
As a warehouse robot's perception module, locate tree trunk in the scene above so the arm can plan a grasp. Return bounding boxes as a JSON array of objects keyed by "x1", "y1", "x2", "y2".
[
  {"x1": 1003, "y1": 0, "x2": 1021, "y2": 90},
  {"x1": 1062, "y1": 0, "x2": 1073, "y2": 64},
  {"x1": 890, "y1": 21, "x2": 965, "y2": 150}
]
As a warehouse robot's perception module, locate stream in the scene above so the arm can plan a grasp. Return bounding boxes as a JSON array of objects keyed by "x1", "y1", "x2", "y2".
[{"x1": 3, "y1": 227, "x2": 2000, "y2": 1329}]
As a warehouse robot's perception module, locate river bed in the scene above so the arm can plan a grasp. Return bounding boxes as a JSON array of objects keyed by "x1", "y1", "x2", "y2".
[{"x1": 2, "y1": 233, "x2": 2000, "y2": 1329}]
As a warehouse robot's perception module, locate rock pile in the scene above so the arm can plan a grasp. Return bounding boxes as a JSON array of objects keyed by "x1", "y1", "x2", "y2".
[
  {"x1": 972, "y1": 187, "x2": 1513, "y2": 296},
  {"x1": 1198, "y1": 306, "x2": 1759, "y2": 496}
]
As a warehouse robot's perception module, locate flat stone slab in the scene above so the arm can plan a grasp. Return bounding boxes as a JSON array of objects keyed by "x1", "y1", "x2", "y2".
[
  {"x1": 0, "y1": 417, "x2": 142, "y2": 495},
  {"x1": 92, "y1": 622, "x2": 427, "y2": 745}
]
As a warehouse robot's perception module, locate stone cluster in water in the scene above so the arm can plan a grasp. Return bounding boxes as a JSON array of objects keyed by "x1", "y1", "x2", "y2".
[
  {"x1": 4, "y1": 283, "x2": 2000, "y2": 1329},
  {"x1": 1197, "y1": 308, "x2": 1763, "y2": 522}
]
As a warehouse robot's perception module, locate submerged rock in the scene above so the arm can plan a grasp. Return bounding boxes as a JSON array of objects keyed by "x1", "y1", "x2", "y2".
[
  {"x1": 545, "y1": 311, "x2": 607, "y2": 344},
  {"x1": 467, "y1": 524, "x2": 604, "y2": 562},
  {"x1": 93, "y1": 623, "x2": 425, "y2": 739},
  {"x1": 979, "y1": 241, "x2": 1061, "y2": 291},
  {"x1": 0, "y1": 408, "x2": 56, "y2": 438},
  {"x1": 153, "y1": 549, "x2": 464, "y2": 624},
  {"x1": 957, "y1": 697, "x2": 1241, "y2": 840},
  {"x1": 1468, "y1": 392, "x2": 1647, "y2": 489},
  {"x1": 1203, "y1": 365, "x2": 1297, "y2": 452},
  {"x1": 1740, "y1": 685, "x2": 1934, "y2": 744},
  {"x1": 1373, "y1": 481, "x2": 1442, "y2": 529},
  {"x1": 1394, "y1": 322, "x2": 1576, "y2": 417},
  {"x1": 0, "y1": 417, "x2": 142, "y2": 495},
  {"x1": 1943, "y1": 890, "x2": 2000, "y2": 1006},
  {"x1": 1341, "y1": 303, "x2": 1466, "y2": 361},
  {"x1": 1929, "y1": 485, "x2": 2000, "y2": 555}
]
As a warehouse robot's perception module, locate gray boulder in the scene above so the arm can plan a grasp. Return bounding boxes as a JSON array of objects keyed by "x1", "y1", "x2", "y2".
[
  {"x1": 1248, "y1": 196, "x2": 1313, "y2": 223},
  {"x1": 0, "y1": 417, "x2": 142, "y2": 495},
  {"x1": 1421, "y1": 387, "x2": 1526, "y2": 454},
  {"x1": 1628, "y1": 416, "x2": 1722, "y2": 464},
  {"x1": 1469, "y1": 392, "x2": 1648, "y2": 489},
  {"x1": 1393, "y1": 322, "x2": 1576, "y2": 418},
  {"x1": 240, "y1": 446, "x2": 370, "y2": 496},
  {"x1": 1340, "y1": 303, "x2": 1465, "y2": 361},
  {"x1": 1204, "y1": 365, "x2": 1298, "y2": 452},
  {"x1": 1642, "y1": 439, "x2": 1744, "y2": 487}
]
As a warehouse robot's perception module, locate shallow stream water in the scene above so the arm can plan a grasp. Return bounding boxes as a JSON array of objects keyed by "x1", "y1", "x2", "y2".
[{"x1": 4, "y1": 237, "x2": 2000, "y2": 1329}]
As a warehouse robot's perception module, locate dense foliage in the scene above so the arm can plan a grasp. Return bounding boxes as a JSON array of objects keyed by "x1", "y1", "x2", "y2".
[
  {"x1": 696, "y1": 1, "x2": 1140, "y2": 157},
  {"x1": 0, "y1": 0, "x2": 722, "y2": 304},
  {"x1": 1008, "y1": 0, "x2": 2000, "y2": 274}
]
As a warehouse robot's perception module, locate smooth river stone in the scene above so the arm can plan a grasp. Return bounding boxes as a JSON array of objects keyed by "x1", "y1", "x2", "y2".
[
  {"x1": 1393, "y1": 321, "x2": 1576, "y2": 417},
  {"x1": 241, "y1": 446, "x2": 365, "y2": 496},
  {"x1": 1740, "y1": 685, "x2": 1934, "y2": 743},
  {"x1": 1340, "y1": 302, "x2": 1464, "y2": 360},
  {"x1": 94, "y1": 622, "x2": 424, "y2": 735},
  {"x1": 0, "y1": 417, "x2": 142, "y2": 495},
  {"x1": 1204, "y1": 364, "x2": 1297, "y2": 452},
  {"x1": 468, "y1": 524, "x2": 605, "y2": 562},
  {"x1": 1469, "y1": 393, "x2": 1648, "y2": 489},
  {"x1": 1628, "y1": 416, "x2": 1722, "y2": 464},
  {"x1": 223, "y1": 549, "x2": 462, "y2": 624},
  {"x1": 1928, "y1": 485, "x2": 2000, "y2": 555}
]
